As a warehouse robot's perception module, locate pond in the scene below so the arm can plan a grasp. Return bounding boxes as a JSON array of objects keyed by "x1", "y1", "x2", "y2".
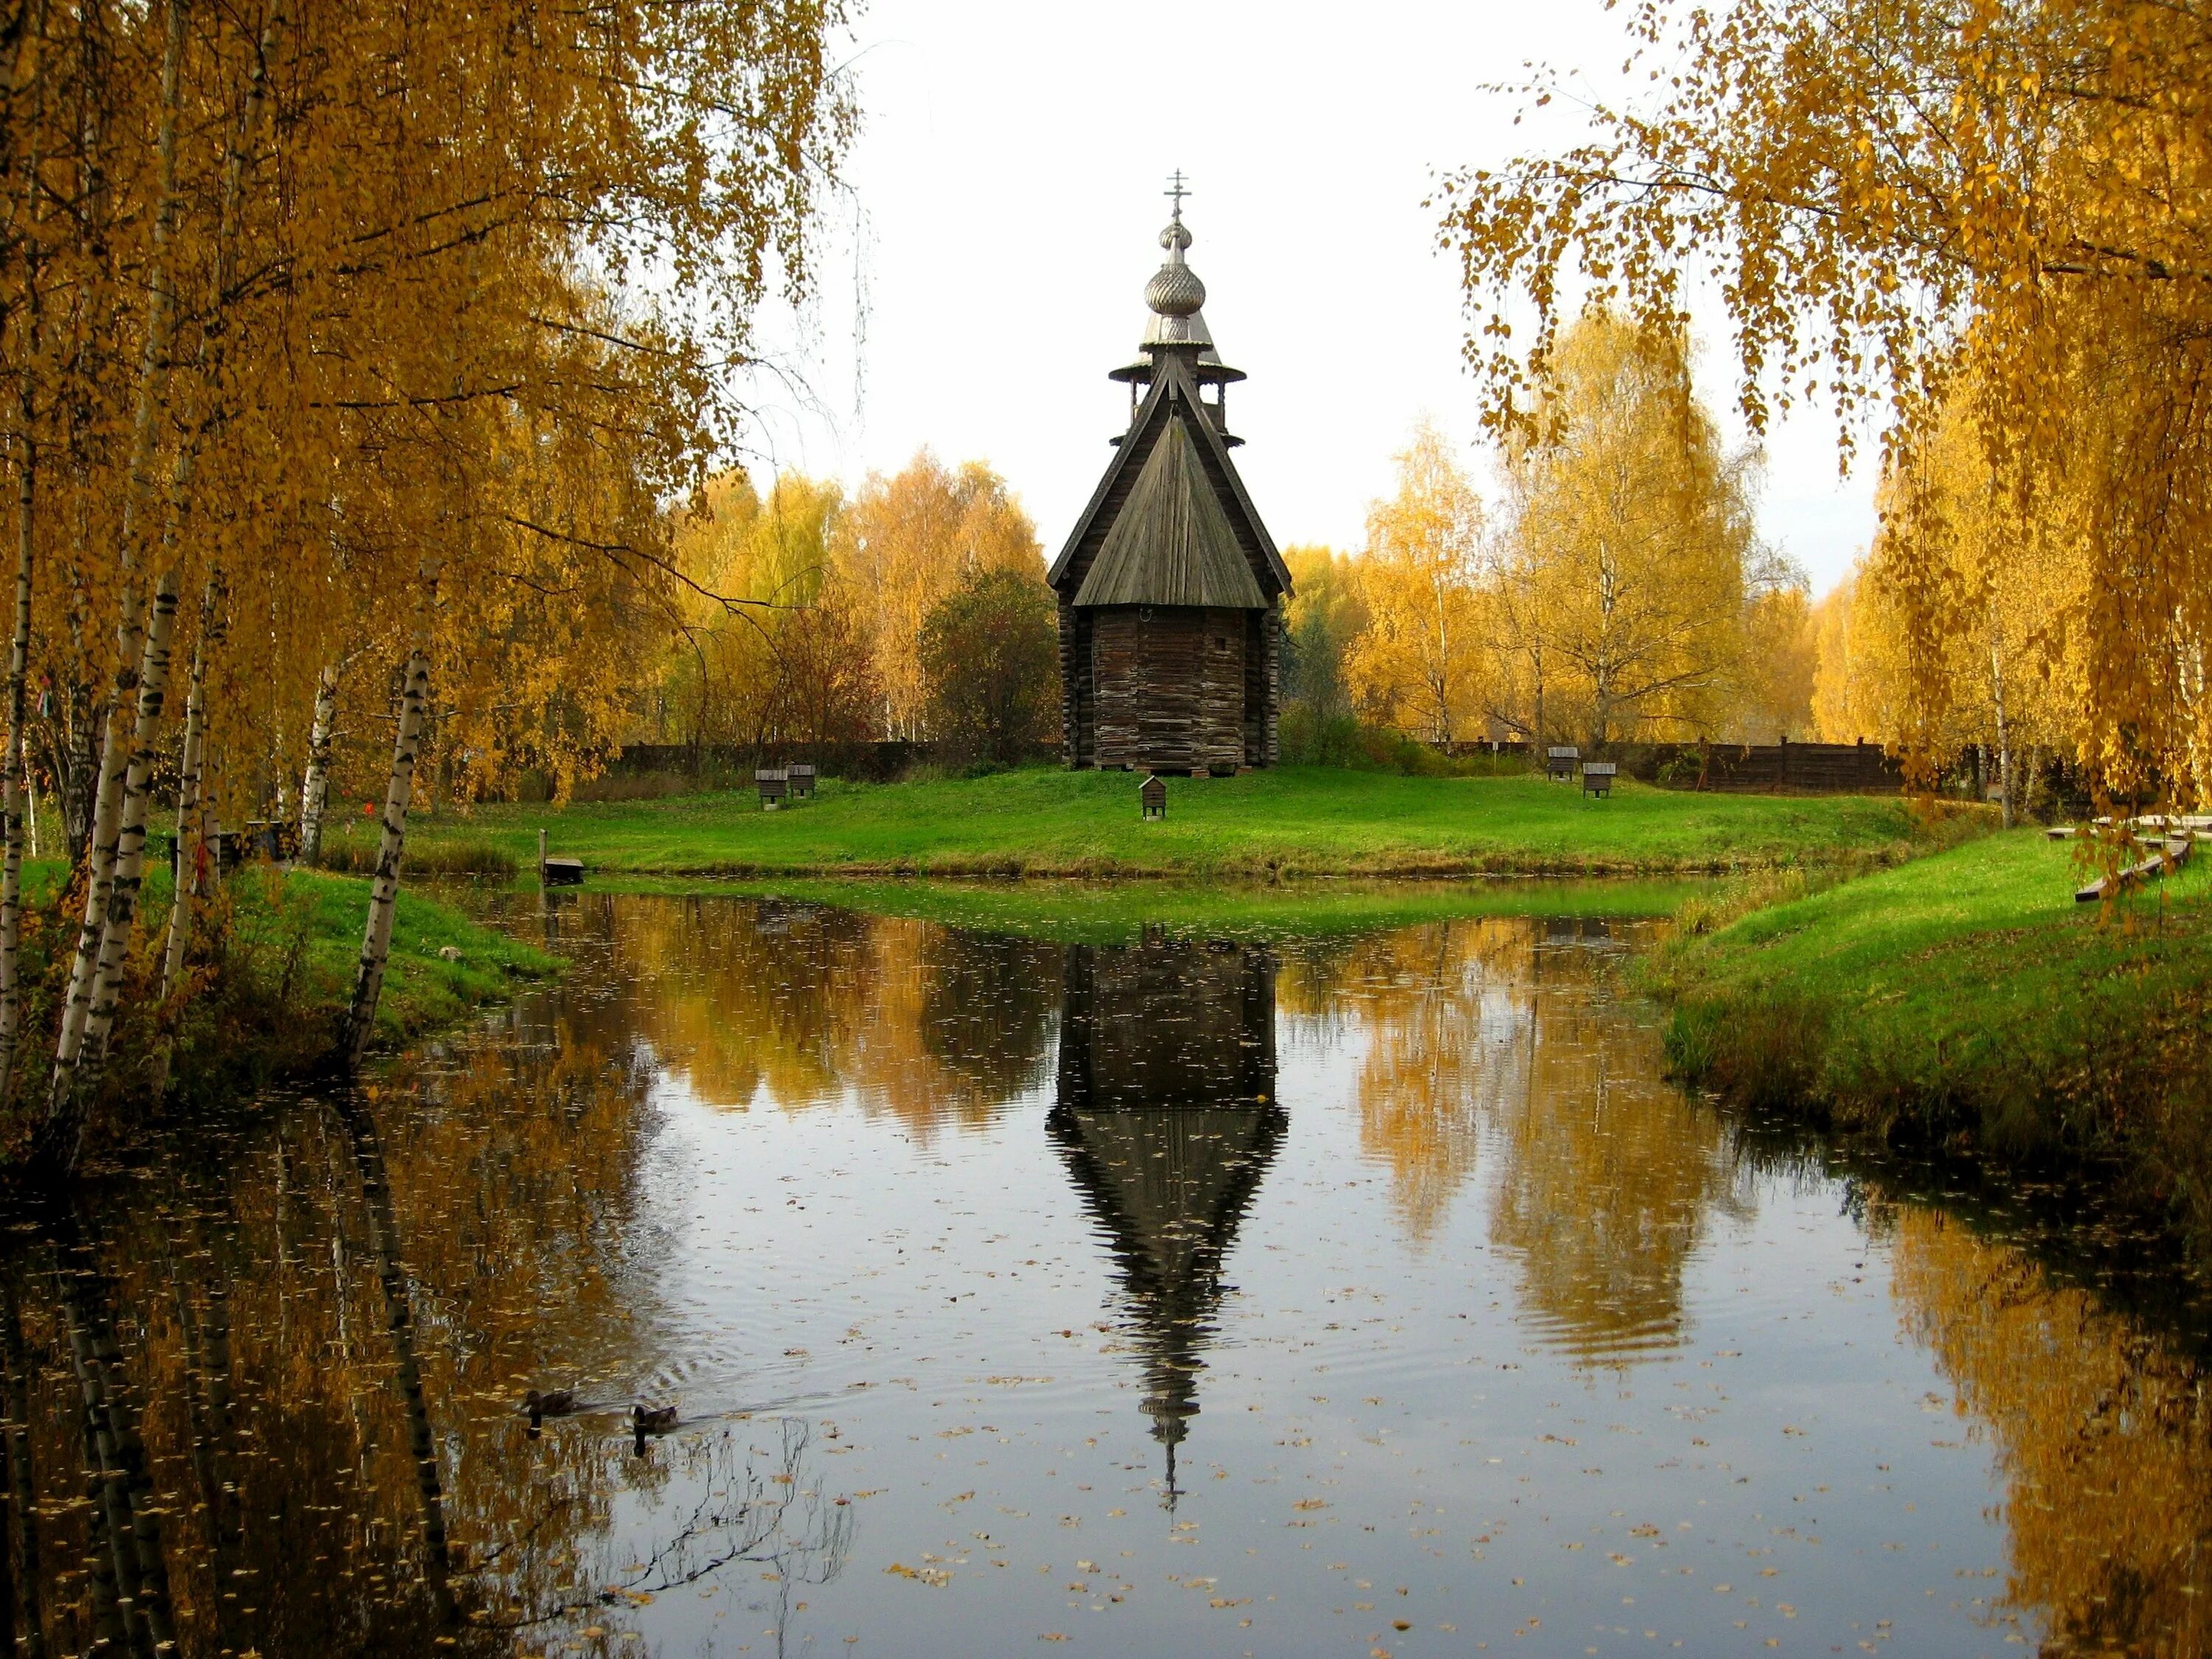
[{"x1": 4, "y1": 889, "x2": 2210, "y2": 1657}]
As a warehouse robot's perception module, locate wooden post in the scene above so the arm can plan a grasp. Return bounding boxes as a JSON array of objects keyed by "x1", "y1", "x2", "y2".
[{"x1": 537, "y1": 828, "x2": 546, "y2": 886}]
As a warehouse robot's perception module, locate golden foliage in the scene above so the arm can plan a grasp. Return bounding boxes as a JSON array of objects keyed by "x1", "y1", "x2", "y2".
[
  {"x1": 0, "y1": 0, "x2": 859, "y2": 1060},
  {"x1": 1809, "y1": 562, "x2": 1912, "y2": 746},
  {"x1": 1437, "y1": 0, "x2": 2212, "y2": 799},
  {"x1": 837, "y1": 452, "x2": 1045, "y2": 742},
  {"x1": 1345, "y1": 422, "x2": 1489, "y2": 742},
  {"x1": 654, "y1": 472, "x2": 880, "y2": 757},
  {"x1": 1329, "y1": 318, "x2": 1800, "y2": 751},
  {"x1": 1498, "y1": 313, "x2": 1773, "y2": 746}
]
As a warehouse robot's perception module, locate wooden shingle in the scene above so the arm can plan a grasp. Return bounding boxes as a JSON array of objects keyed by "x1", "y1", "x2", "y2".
[{"x1": 1074, "y1": 417, "x2": 1266, "y2": 609}]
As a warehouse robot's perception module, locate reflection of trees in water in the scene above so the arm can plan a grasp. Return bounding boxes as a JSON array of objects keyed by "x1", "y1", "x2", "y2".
[
  {"x1": 1283, "y1": 917, "x2": 1748, "y2": 1364},
  {"x1": 1279, "y1": 919, "x2": 1536, "y2": 1239},
  {"x1": 504, "y1": 1418, "x2": 852, "y2": 1658},
  {"x1": 0, "y1": 985, "x2": 803, "y2": 1655},
  {"x1": 1888, "y1": 1206, "x2": 2212, "y2": 1653},
  {"x1": 1052, "y1": 939, "x2": 1284, "y2": 1501},
  {"x1": 581, "y1": 897, "x2": 1060, "y2": 1127}
]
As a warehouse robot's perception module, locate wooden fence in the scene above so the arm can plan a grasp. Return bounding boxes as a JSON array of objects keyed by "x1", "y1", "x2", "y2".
[{"x1": 1430, "y1": 737, "x2": 1904, "y2": 793}]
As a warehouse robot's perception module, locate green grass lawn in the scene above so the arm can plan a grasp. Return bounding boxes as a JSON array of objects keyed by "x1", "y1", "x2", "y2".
[
  {"x1": 330, "y1": 765, "x2": 1961, "y2": 880},
  {"x1": 1650, "y1": 829, "x2": 2212, "y2": 1248},
  {"x1": 19, "y1": 859, "x2": 553, "y2": 1058},
  {"x1": 614, "y1": 873, "x2": 1712, "y2": 945},
  {"x1": 259, "y1": 869, "x2": 557, "y2": 1048}
]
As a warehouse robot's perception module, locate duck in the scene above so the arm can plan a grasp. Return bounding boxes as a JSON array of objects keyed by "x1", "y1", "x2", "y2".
[
  {"x1": 631, "y1": 1402, "x2": 678, "y2": 1436},
  {"x1": 524, "y1": 1388, "x2": 578, "y2": 1430}
]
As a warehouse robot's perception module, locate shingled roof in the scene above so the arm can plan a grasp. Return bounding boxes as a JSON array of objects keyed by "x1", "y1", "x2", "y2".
[
  {"x1": 1049, "y1": 353, "x2": 1290, "y2": 605},
  {"x1": 1073, "y1": 416, "x2": 1266, "y2": 609}
]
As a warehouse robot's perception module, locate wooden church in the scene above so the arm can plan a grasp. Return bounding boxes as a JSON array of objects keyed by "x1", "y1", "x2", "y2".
[{"x1": 1048, "y1": 185, "x2": 1291, "y2": 773}]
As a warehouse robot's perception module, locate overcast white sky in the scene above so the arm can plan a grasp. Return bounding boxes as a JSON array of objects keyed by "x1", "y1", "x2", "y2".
[{"x1": 738, "y1": 0, "x2": 1877, "y2": 597}]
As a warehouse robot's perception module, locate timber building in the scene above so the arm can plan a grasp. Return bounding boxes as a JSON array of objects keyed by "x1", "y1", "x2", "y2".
[{"x1": 1048, "y1": 189, "x2": 1291, "y2": 772}]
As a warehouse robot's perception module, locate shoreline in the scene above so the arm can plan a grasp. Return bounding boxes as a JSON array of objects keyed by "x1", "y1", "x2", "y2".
[
  {"x1": 321, "y1": 766, "x2": 1982, "y2": 886},
  {"x1": 4, "y1": 863, "x2": 558, "y2": 1163},
  {"x1": 1641, "y1": 830, "x2": 2212, "y2": 1261}
]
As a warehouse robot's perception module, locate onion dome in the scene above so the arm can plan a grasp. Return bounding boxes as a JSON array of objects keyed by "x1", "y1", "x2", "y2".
[
  {"x1": 1145, "y1": 220, "x2": 1206, "y2": 319},
  {"x1": 1141, "y1": 209, "x2": 1214, "y2": 351}
]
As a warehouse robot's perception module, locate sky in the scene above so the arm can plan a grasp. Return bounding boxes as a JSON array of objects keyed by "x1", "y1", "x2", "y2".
[{"x1": 738, "y1": 0, "x2": 1878, "y2": 597}]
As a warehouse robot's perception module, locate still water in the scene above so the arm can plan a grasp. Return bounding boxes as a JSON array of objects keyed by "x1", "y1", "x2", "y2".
[{"x1": 6, "y1": 891, "x2": 2211, "y2": 1658}]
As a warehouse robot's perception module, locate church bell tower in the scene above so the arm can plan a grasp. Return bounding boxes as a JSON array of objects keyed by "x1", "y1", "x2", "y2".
[{"x1": 1046, "y1": 178, "x2": 1291, "y2": 773}]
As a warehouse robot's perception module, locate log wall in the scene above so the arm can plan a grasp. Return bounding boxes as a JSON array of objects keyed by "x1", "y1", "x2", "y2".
[
  {"x1": 1088, "y1": 605, "x2": 1250, "y2": 773},
  {"x1": 1058, "y1": 601, "x2": 1096, "y2": 768}
]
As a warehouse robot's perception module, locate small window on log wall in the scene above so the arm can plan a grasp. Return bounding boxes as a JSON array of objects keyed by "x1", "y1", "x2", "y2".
[{"x1": 1213, "y1": 636, "x2": 1229, "y2": 651}]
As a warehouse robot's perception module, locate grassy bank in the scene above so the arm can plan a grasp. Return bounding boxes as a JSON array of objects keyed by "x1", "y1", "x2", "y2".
[
  {"x1": 557, "y1": 873, "x2": 1712, "y2": 946},
  {"x1": 327, "y1": 765, "x2": 1965, "y2": 880},
  {"x1": 1648, "y1": 830, "x2": 2212, "y2": 1251},
  {"x1": 13, "y1": 862, "x2": 552, "y2": 1113}
]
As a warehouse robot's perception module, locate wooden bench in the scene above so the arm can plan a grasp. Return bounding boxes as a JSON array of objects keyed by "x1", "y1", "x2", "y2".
[
  {"x1": 1546, "y1": 745, "x2": 1580, "y2": 782},
  {"x1": 1140, "y1": 773, "x2": 1166, "y2": 821},
  {"x1": 787, "y1": 762, "x2": 817, "y2": 800},
  {"x1": 1581, "y1": 762, "x2": 1617, "y2": 798},
  {"x1": 756, "y1": 768, "x2": 788, "y2": 809},
  {"x1": 2076, "y1": 833, "x2": 2194, "y2": 902}
]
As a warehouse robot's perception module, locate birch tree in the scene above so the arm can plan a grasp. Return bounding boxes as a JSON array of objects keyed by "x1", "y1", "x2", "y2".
[
  {"x1": 1345, "y1": 422, "x2": 1488, "y2": 744},
  {"x1": 1500, "y1": 313, "x2": 1759, "y2": 746},
  {"x1": 1438, "y1": 0, "x2": 2212, "y2": 800},
  {"x1": 0, "y1": 0, "x2": 858, "y2": 1155}
]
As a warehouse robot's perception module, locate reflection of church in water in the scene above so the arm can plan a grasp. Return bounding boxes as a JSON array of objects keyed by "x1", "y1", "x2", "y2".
[{"x1": 1048, "y1": 930, "x2": 1283, "y2": 1504}]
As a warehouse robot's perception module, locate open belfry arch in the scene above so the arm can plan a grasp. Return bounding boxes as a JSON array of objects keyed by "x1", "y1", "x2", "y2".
[{"x1": 1048, "y1": 177, "x2": 1293, "y2": 773}]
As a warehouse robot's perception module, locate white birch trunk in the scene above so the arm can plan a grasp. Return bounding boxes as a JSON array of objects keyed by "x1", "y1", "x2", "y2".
[
  {"x1": 1, "y1": 0, "x2": 52, "y2": 1116},
  {"x1": 0, "y1": 416, "x2": 35, "y2": 1110},
  {"x1": 45, "y1": 0, "x2": 187, "y2": 1156},
  {"x1": 157, "y1": 576, "x2": 220, "y2": 1011},
  {"x1": 299, "y1": 661, "x2": 338, "y2": 864},
  {"x1": 148, "y1": 582, "x2": 220, "y2": 1100},
  {"x1": 77, "y1": 571, "x2": 181, "y2": 1077},
  {"x1": 340, "y1": 636, "x2": 431, "y2": 1072}
]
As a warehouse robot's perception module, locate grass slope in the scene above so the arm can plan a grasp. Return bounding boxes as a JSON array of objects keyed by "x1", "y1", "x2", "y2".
[
  {"x1": 1650, "y1": 830, "x2": 2212, "y2": 1248},
  {"x1": 264, "y1": 870, "x2": 555, "y2": 1048},
  {"x1": 330, "y1": 766, "x2": 1954, "y2": 880},
  {"x1": 21, "y1": 860, "x2": 552, "y2": 1058}
]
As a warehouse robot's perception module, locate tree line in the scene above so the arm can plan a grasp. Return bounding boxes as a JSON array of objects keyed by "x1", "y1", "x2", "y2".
[
  {"x1": 634, "y1": 450, "x2": 1060, "y2": 769},
  {"x1": 1438, "y1": 0, "x2": 2212, "y2": 811},
  {"x1": 0, "y1": 0, "x2": 855, "y2": 1169},
  {"x1": 1281, "y1": 310, "x2": 1817, "y2": 760}
]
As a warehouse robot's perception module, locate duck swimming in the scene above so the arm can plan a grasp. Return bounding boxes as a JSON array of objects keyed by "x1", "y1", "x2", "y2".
[
  {"x1": 524, "y1": 1388, "x2": 578, "y2": 1430},
  {"x1": 631, "y1": 1402, "x2": 678, "y2": 1436}
]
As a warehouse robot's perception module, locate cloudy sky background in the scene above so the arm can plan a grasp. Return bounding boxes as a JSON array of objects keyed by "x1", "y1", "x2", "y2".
[{"x1": 739, "y1": 0, "x2": 1879, "y2": 596}]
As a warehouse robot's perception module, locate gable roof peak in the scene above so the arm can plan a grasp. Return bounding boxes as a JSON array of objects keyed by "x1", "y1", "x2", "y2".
[{"x1": 1074, "y1": 411, "x2": 1266, "y2": 611}]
